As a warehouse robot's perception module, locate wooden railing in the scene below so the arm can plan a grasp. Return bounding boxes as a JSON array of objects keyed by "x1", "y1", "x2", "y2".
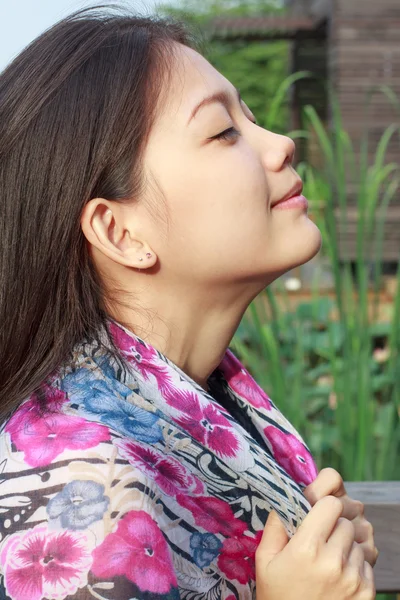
[{"x1": 345, "y1": 482, "x2": 400, "y2": 595}]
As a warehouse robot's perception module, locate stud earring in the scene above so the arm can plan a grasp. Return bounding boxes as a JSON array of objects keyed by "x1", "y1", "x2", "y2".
[
  {"x1": 138, "y1": 257, "x2": 143, "y2": 262},
  {"x1": 146, "y1": 252, "x2": 152, "y2": 259}
]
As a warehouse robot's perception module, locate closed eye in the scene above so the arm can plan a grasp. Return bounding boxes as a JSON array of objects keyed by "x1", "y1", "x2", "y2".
[{"x1": 210, "y1": 126, "x2": 241, "y2": 142}]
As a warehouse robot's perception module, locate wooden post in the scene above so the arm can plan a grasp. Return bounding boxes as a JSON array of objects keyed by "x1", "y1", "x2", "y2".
[{"x1": 345, "y1": 482, "x2": 400, "y2": 594}]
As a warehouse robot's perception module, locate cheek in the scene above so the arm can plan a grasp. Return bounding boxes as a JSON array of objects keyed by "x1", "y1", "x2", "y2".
[
  {"x1": 171, "y1": 148, "x2": 268, "y2": 228},
  {"x1": 145, "y1": 139, "x2": 271, "y2": 269},
  {"x1": 175, "y1": 171, "x2": 269, "y2": 261}
]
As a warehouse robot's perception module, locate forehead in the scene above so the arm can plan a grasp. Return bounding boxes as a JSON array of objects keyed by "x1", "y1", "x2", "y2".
[{"x1": 159, "y1": 44, "x2": 231, "y2": 122}]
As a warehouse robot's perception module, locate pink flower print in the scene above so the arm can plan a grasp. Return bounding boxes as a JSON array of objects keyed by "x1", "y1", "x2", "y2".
[
  {"x1": 109, "y1": 321, "x2": 157, "y2": 365},
  {"x1": 91, "y1": 510, "x2": 177, "y2": 594},
  {"x1": 6, "y1": 411, "x2": 110, "y2": 468},
  {"x1": 115, "y1": 440, "x2": 205, "y2": 497},
  {"x1": 109, "y1": 321, "x2": 173, "y2": 392},
  {"x1": 0, "y1": 524, "x2": 92, "y2": 600},
  {"x1": 176, "y1": 494, "x2": 247, "y2": 538},
  {"x1": 165, "y1": 389, "x2": 241, "y2": 458},
  {"x1": 6, "y1": 387, "x2": 68, "y2": 432},
  {"x1": 42, "y1": 384, "x2": 68, "y2": 408},
  {"x1": 219, "y1": 350, "x2": 272, "y2": 411},
  {"x1": 218, "y1": 546, "x2": 253, "y2": 584},
  {"x1": 264, "y1": 426, "x2": 318, "y2": 486},
  {"x1": 218, "y1": 530, "x2": 262, "y2": 584}
]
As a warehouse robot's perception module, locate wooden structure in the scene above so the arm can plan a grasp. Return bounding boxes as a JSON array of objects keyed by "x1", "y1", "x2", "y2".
[
  {"x1": 287, "y1": 0, "x2": 400, "y2": 166},
  {"x1": 209, "y1": 0, "x2": 400, "y2": 262},
  {"x1": 346, "y1": 481, "x2": 400, "y2": 594}
]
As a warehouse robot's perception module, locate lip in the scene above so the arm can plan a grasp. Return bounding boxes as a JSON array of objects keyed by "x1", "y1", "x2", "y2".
[
  {"x1": 272, "y1": 194, "x2": 308, "y2": 211},
  {"x1": 271, "y1": 180, "x2": 304, "y2": 209}
]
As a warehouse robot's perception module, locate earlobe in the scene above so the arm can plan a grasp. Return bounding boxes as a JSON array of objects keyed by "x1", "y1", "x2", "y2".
[{"x1": 121, "y1": 245, "x2": 156, "y2": 269}]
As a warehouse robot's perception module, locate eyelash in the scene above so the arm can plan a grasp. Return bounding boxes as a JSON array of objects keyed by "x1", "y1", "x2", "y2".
[
  {"x1": 212, "y1": 126, "x2": 241, "y2": 142},
  {"x1": 212, "y1": 119, "x2": 258, "y2": 142}
]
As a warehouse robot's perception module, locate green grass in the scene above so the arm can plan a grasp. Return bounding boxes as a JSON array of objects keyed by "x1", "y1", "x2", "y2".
[
  {"x1": 231, "y1": 84, "x2": 400, "y2": 600},
  {"x1": 232, "y1": 81, "x2": 400, "y2": 479}
]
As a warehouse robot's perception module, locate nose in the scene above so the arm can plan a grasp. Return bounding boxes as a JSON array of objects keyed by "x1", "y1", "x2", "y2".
[{"x1": 260, "y1": 131, "x2": 296, "y2": 172}]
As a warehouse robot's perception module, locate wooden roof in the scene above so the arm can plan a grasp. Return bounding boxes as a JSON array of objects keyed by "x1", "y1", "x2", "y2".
[
  {"x1": 209, "y1": 15, "x2": 323, "y2": 40},
  {"x1": 284, "y1": 0, "x2": 331, "y2": 20}
]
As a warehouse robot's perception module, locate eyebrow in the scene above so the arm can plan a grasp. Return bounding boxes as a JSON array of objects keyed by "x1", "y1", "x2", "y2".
[{"x1": 187, "y1": 87, "x2": 242, "y2": 125}]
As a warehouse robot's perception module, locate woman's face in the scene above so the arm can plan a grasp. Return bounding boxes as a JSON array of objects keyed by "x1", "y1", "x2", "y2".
[{"x1": 135, "y1": 44, "x2": 321, "y2": 288}]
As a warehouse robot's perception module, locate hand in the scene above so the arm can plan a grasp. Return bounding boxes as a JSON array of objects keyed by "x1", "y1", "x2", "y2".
[
  {"x1": 256, "y1": 497, "x2": 376, "y2": 600},
  {"x1": 303, "y1": 468, "x2": 378, "y2": 567}
]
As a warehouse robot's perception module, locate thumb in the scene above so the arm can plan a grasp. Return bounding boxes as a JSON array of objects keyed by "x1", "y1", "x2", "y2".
[{"x1": 257, "y1": 510, "x2": 289, "y2": 567}]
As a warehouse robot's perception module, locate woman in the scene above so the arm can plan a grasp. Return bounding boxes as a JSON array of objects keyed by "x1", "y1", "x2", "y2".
[{"x1": 0, "y1": 8, "x2": 377, "y2": 600}]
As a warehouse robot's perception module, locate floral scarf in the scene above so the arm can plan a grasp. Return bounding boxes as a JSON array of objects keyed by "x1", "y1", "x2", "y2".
[{"x1": 0, "y1": 317, "x2": 317, "y2": 600}]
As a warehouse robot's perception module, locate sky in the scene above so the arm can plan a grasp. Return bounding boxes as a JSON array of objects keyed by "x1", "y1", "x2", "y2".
[{"x1": 0, "y1": 0, "x2": 165, "y2": 72}]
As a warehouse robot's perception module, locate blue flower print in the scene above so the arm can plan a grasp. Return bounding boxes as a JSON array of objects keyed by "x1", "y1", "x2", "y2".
[
  {"x1": 85, "y1": 395, "x2": 162, "y2": 442},
  {"x1": 190, "y1": 532, "x2": 222, "y2": 568},
  {"x1": 91, "y1": 354, "x2": 141, "y2": 395},
  {"x1": 61, "y1": 365, "x2": 131, "y2": 403},
  {"x1": 61, "y1": 368, "x2": 162, "y2": 442},
  {"x1": 47, "y1": 479, "x2": 109, "y2": 530}
]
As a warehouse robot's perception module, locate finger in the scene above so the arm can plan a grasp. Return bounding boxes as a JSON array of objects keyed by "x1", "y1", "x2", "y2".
[
  {"x1": 352, "y1": 516, "x2": 377, "y2": 566},
  {"x1": 256, "y1": 510, "x2": 289, "y2": 567},
  {"x1": 353, "y1": 515, "x2": 373, "y2": 545},
  {"x1": 304, "y1": 468, "x2": 346, "y2": 505},
  {"x1": 326, "y1": 517, "x2": 355, "y2": 561},
  {"x1": 338, "y1": 497, "x2": 364, "y2": 522},
  {"x1": 360, "y1": 561, "x2": 376, "y2": 597},
  {"x1": 359, "y1": 541, "x2": 379, "y2": 567},
  {"x1": 342, "y1": 546, "x2": 375, "y2": 597},
  {"x1": 363, "y1": 560, "x2": 375, "y2": 587},
  {"x1": 347, "y1": 542, "x2": 365, "y2": 575},
  {"x1": 294, "y1": 495, "x2": 344, "y2": 546}
]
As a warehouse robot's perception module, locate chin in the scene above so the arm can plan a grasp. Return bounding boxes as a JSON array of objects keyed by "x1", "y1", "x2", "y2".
[
  {"x1": 273, "y1": 220, "x2": 323, "y2": 275},
  {"x1": 295, "y1": 223, "x2": 322, "y2": 267}
]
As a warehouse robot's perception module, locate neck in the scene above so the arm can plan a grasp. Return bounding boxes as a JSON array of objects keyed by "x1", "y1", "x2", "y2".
[{"x1": 106, "y1": 277, "x2": 264, "y2": 391}]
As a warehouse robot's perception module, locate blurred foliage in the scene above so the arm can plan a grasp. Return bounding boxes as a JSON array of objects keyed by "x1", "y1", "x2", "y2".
[
  {"x1": 231, "y1": 89, "x2": 400, "y2": 485},
  {"x1": 159, "y1": 0, "x2": 291, "y2": 132},
  {"x1": 158, "y1": 0, "x2": 285, "y2": 18},
  {"x1": 207, "y1": 41, "x2": 290, "y2": 132},
  {"x1": 156, "y1": 4, "x2": 399, "y2": 597},
  {"x1": 231, "y1": 91, "x2": 400, "y2": 600}
]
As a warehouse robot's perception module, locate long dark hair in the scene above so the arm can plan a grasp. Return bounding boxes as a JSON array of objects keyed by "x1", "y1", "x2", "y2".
[{"x1": 0, "y1": 7, "x2": 191, "y2": 422}]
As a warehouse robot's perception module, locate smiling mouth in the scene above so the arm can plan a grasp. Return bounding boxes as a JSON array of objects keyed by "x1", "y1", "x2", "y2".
[{"x1": 271, "y1": 179, "x2": 305, "y2": 209}]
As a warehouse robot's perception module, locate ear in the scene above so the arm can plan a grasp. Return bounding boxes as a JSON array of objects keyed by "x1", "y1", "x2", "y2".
[{"x1": 80, "y1": 198, "x2": 157, "y2": 269}]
